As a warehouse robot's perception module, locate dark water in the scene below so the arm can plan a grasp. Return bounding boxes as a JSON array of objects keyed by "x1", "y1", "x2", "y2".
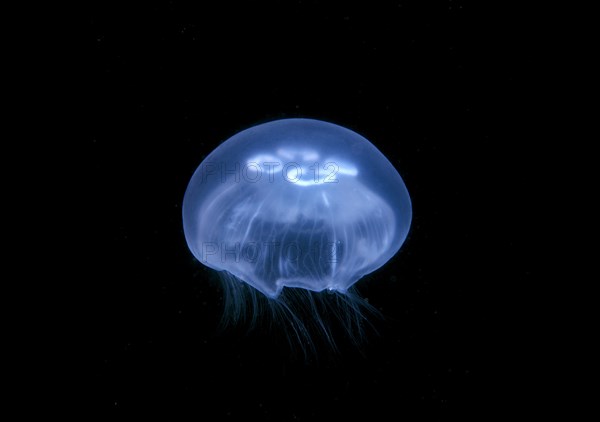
[{"x1": 81, "y1": 2, "x2": 533, "y2": 419}]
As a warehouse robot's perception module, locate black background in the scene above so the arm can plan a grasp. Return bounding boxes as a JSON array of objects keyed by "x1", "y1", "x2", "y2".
[{"x1": 82, "y1": 1, "x2": 532, "y2": 419}]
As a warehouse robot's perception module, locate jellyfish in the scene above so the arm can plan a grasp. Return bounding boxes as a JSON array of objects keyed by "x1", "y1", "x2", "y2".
[{"x1": 183, "y1": 118, "x2": 411, "y2": 351}]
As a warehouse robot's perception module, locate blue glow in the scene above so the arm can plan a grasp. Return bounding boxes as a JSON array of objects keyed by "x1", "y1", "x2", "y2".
[{"x1": 183, "y1": 118, "x2": 411, "y2": 348}]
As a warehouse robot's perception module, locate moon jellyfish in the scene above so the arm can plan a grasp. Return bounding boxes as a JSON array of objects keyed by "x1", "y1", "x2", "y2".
[{"x1": 183, "y1": 118, "x2": 411, "y2": 351}]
